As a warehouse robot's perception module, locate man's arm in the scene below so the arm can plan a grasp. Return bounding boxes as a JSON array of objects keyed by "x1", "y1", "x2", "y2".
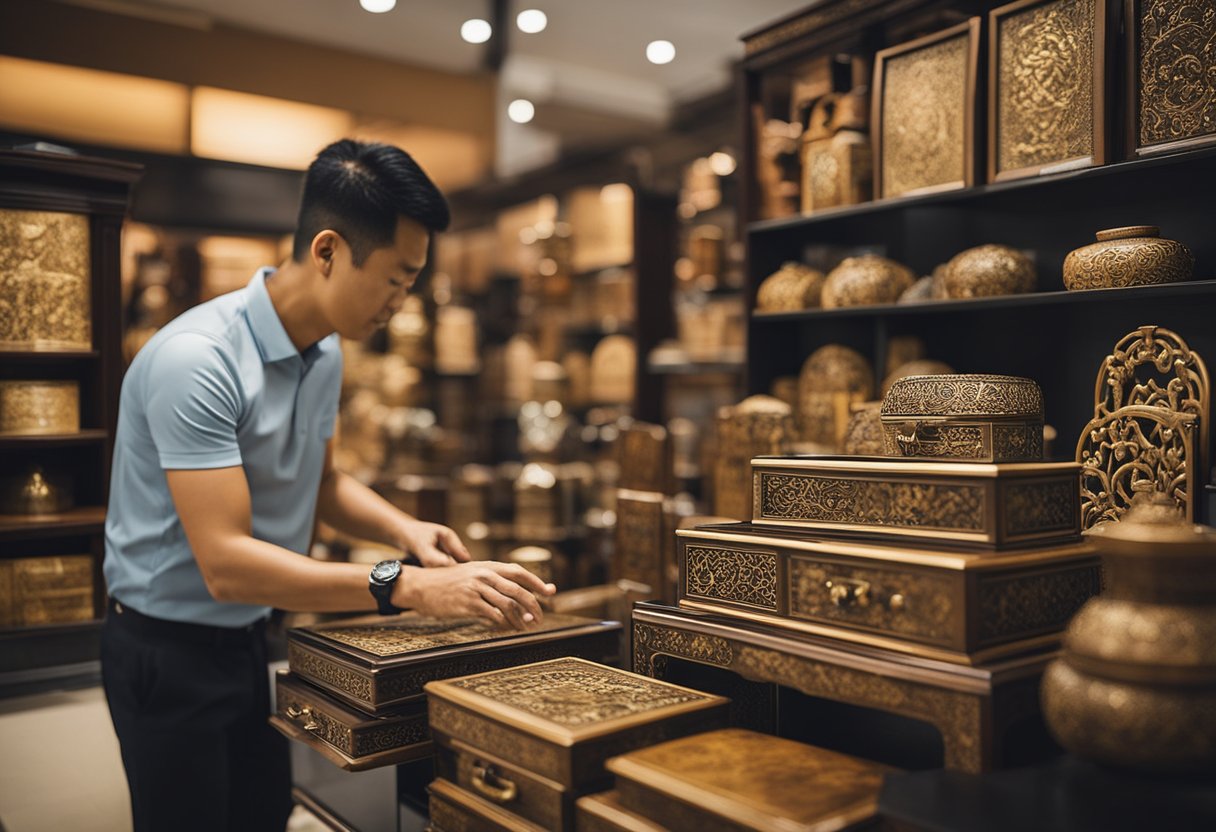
[
  {"x1": 166, "y1": 465, "x2": 552, "y2": 628},
  {"x1": 314, "y1": 439, "x2": 471, "y2": 566}
]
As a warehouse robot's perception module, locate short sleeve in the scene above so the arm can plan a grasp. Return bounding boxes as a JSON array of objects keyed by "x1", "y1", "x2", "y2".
[{"x1": 144, "y1": 332, "x2": 245, "y2": 469}]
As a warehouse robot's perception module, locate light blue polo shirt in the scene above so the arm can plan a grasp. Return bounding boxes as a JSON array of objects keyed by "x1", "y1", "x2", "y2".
[{"x1": 104, "y1": 268, "x2": 342, "y2": 627}]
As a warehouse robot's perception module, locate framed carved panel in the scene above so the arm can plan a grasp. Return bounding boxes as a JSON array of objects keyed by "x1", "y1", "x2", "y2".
[
  {"x1": 1128, "y1": 0, "x2": 1216, "y2": 156},
  {"x1": 989, "y1": 0, "x2": 1110, "y2": 182},
  {"x1": 873, "y1": 18, "x2": 982, "y2": 199}
]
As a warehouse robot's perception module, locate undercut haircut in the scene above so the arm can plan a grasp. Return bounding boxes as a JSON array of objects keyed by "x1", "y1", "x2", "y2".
[{"x1": 292, "y1": 139, "x2": 450, "y2": 266}]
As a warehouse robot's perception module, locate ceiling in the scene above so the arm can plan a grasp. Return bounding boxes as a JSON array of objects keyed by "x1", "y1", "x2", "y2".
[{"x1": 66, "y1": 0, "x2": 811, "y2": 173}]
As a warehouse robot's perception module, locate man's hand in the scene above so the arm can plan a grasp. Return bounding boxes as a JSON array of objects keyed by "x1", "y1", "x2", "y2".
[
  {"x1": 392, "y1": 562, "x2": 556, "y2": 629},
  {"x1": 396, "y1": 520, "x2": 472, "y2": 567}
]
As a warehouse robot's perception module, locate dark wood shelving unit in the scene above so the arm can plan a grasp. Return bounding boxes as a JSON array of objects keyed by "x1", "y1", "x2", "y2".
[
  {"x1": 740, "y1": 0, "x2": 1216, "y2": 524},
  {"x1": 0, "y1": 149, "x2": 140, "y2": 684}
]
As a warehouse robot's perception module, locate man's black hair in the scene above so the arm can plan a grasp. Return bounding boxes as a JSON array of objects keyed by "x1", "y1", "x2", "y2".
[{"x1": 292, "y1": 139, "x2": 450, "y2": 266}]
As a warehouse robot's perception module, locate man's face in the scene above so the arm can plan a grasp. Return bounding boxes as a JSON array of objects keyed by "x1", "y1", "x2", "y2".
[{"x1": 327, "y1": 216, "x2": 429, "y2": 339}]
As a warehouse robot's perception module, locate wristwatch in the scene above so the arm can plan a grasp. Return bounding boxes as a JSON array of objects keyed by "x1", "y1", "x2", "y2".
[{"x1": 368, "y1": 559, "x2": 404, "y2": 615}]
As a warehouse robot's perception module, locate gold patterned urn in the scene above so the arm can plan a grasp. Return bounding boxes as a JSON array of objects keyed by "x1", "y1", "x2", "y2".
[
  {"x1": 942, "y1": 244, "x2": 1036, "y2": 298},
  {"x1": 1063, "y1": 226, "x2": 1194, "y2": 291},
  {"x1": 821, "y1": 255, "x2": 915, "y2": 308},
  {"x1": 1042, "y1": 489, "x2": 1216, "y2": 772},
  {"x1": 755, "y1": 262, "x2": 826, "y2": 312},
  {"x1": 796, "y1": 344, "x2": 875, "y2": 450}
]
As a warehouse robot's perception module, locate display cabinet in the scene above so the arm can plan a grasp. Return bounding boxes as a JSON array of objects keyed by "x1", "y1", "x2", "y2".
[
  {"x1": 740, "y1": 0, "x2": 1216, "y2": 522},
  {"x1": 0, "y1": 148, "x2": 140, "y2": 682}
]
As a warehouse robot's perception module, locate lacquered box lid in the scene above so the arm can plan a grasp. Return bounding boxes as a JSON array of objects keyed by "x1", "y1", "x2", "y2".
[{"x1": 607, "y1": 728, "x2": 891, "y2": 832}]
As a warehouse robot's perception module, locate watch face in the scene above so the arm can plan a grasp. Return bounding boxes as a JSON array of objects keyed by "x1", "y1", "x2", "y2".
[{"x1": 371, "y1": 559, "x2": 401, "y2": 583}]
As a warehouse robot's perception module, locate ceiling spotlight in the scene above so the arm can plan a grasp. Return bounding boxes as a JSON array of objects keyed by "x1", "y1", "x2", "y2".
[
  {"x1": 461, "y1": 18, "x2": 492, "y2": 44},
  {"x1": 508, "y1": 99, "x2": 535, "y2": 124},
  {"x1": 359, "y1": 0, "x2": 396, "y2": 12},
  {"x1": 517, "y1": 9, "x2": 547, "y2": 34},
  {"x1": 646, "y1": 40, "x2": 675, "y2": 65}
]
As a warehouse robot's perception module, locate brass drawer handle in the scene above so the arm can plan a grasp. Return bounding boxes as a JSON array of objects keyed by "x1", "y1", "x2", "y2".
[
  {"x1": 824, "y1": 578, "x2": 870, "y2": 608},
  {"x1": 471, "y1": 762, "x2": 518, "y2": 804},
  {"x1": 285, "y1": 703, "x2": 319, "y2": 732}
]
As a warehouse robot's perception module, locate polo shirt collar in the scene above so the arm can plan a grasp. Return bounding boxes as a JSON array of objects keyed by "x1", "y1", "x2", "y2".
[{"x1": 245, "y1": 267, "x2": 300, "y2": 364}]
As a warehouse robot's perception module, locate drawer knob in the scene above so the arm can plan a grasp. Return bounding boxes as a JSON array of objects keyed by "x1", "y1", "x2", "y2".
[
  {"x1": 825, "y1": 578, "x2": 870, "y2": 608},
  {"x1": 285, "y1": 704, "x2": 319, "y2": 732},
  {"x1": 472, "y1": 762, "x2": 518, "y2": 804},
  {"x1": 889, "y1": 593, "x2": 906, "y2": 611}
]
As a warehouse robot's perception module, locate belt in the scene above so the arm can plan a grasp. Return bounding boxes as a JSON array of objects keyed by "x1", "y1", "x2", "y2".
[{"x1": 107, "y1": 596, "x2": 266, "y2": 649}]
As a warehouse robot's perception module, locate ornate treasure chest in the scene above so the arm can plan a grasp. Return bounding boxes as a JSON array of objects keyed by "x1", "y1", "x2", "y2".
[
  {"x1": 880, "y1": 374, "x2": 1045, "y2": 462},
  {"x1": 604, "y1": 729, "x2": 891, "y2": 832},
  {"x1": 750, "y1": 455, "x2": 1081, "y2": 549},
  {"x1": 677, "y1": 522, "x2": 1099, "y2": 665},
  {"x1": 425, "y1": 657, "x2": 729, "y2": 832},
  {"x1": 273, "y1": 613, "x2": 620, "y2": 771}
]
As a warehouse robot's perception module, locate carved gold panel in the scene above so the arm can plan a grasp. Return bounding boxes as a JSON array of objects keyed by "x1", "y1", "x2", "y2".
[
  {"x1": 1132, "y1": 0, "x2": 1216, "y2": 155},
  {"x1": 0, "y1": 209, "x2": 92, "y2": 351},
  {"x1": 991, "y1": 0, "x2": 1106, "y2": 181},
  {"x1": 876, "y1": 19, "x2": 980, "y2": 198},
  {"x1": 683, "y1": 545, "x2": 778, "y2": 611}
]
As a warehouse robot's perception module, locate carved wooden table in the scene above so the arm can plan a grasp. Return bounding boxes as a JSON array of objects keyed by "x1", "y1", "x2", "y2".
[{"x1": 632, "y1": 602, "x2": 1052, "y2": 773}]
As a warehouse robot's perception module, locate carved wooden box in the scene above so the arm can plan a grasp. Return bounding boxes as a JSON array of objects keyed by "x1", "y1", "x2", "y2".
[
  {"x1": 425, "y1": 657, "x2": 729, "y2": 832},
  {"x1": 751, "y1": 456, "x2": 1082, "y2": 548},
  {"x1": 677, "y1": 523, "x2": 1100, "y2": 664},
  {"x1": 880, "y1": 374, "x2": 1044, "y2": 462},
  {"x1": 606, "y1": 729, "x2": 889, "y2": 832},
  {"x1": 576, "y1": 790, "x2": 669, "y2": 832},
  {"x1": 286, "y1": 612, "x2": 621, "y2": 715},
  {"x1": 270, "y1": 670, "x2": 430, "y2": 772}
]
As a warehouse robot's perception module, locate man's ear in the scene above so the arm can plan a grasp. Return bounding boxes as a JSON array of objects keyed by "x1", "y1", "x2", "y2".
[{"x1": 311, "y1": 231, "x2": 340, "y2": 275}]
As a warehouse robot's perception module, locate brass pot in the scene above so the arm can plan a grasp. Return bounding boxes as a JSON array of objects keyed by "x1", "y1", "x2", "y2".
[
  {"x1": 755, "y1": 262, "x2": 826, "y2": 312},
  {"x1": 821, "y1": 255, "x2": 914, "y2": 308},
  {"x1": 797, "y1": 344, "x2": 874, "y2": 449},
  {"x1": 1062, "y1": 226, "x2": 1194, "y2": 291},
  {"x1": 841, "y1": 401, "x2": 884, "y2": 455},
  {"x1": 1042, "y1": 490, "x2": 1216, "y2": 771},
  {"x1": 942, "y1": 244, "x2": 1036, "y2": 298}
]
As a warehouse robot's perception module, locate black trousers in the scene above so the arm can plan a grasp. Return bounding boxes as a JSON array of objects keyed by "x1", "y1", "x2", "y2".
[{"x1": 101, "y1": 599, "x2": 293, "y2": 832}]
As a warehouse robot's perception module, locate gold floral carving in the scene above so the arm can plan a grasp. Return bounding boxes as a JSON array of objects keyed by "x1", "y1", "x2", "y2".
[
  {"x1": 881, "y1": 33, "x2": 970, "y2": 197},
  {"x1": 287, "y1": 644, "x2": 373, "y2": 703},
  {"x1": 0, "y1": 381, "x2": 80, "y2": 435},
  {"x1": 880, "y1": 422, "x2": 1045, "y2": 461},
  {"x1": 976, "y1": 564, "x2": 1102, "y2": 642},
  {"x1": 1077, "y1": 325, "x2": 1209, "y2": 526},
  {"x1": 449, "y1": 658, "x2": 711, "y2": 727},
  {"x1": 994, "y1": 423, "x2": 1046, "y2": 460},
  {"x1": 1003, "y1": 479, "x2": 1080, "y2": 535},
  {"x1": 997, "y1": 0, "x2": 1096, "y2": 173},
  {"x1": 744, "y1": 0, "x2": 876, "y2": 55},
  {"x1": 1138, "y1": 0, "x2": 1216, "y2": 149},
  {"x1": 789, "y1": 558, "x2": 955, "y2": 642},
  {"x1": 352, "y1": 714, "x2": 430, "y2": 756},
  {"x1": 280, "y1": 702, "x2": 354, "y2": 754},
  {"x1": 428, "y1": 698, "x2": 565, "y2": 782},
  {"x1": 312, "y1": 614, "x2": 582, "y2": 657},
  {"x1": 732, "y1": 646, "x2": 984, "y2": 772},
  {"x1": 881, "y1": 374, "x2": 1043, "y2": 418},
  {"x1": 684, "y1": 545, "x2": 779, "y2": 610},
  {"x1": 632, "y1": 622, "x2": 734, "y2": 675},
  {"x1": 758, "y1": 472, "x2": 986, "y2": 532},
  {"x1": 0, "y1": 209, "x2": 92, "y2": 350}
]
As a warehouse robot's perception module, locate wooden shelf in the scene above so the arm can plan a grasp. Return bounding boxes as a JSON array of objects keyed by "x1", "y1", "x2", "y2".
[
  {"x1": 648, "y1": 358, "x2": 747, "y2": 375},
  {"x1": 0, "y1": 506, "x2": 106, "y2": 540},
  {"x1": 0, "y1": 619, "x2": 103, "y2": 640},
  {"x1": 0, "y1": 348, "x2": 99, "y2": 360},
  {"x1": 747, "y1": 146, "x2": 1216, "y2": 237},
  {"x1": 0, "y1": 430, "x2": 108, "y2": 449},
  {"x1": 750, "y1": 280, "x2": 1216, "y2": 323}
]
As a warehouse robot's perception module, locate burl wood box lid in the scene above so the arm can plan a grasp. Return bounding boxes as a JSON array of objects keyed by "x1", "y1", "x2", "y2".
[
  {"x1": 750, "y1": 455, "x2": 1081, "y2": 548},
  {"x1": 607, "y1": 728, "x2": 891, "y2": 832},
  {"x1": 287, "y1": 612, "x2": 621, "y2": 715},
  {"x1": 425, "y1": 657, "x2": 729, "y2": 791}
]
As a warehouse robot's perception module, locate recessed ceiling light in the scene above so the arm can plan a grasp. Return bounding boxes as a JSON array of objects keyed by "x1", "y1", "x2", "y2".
[
  {"x1": 508, "y1": 99, "x2": 535, "y2": 124},
  {"x1": 461, "y1": 18, "x2": 492, "y2": 44},
  {"x1": 359, "y1": 0, "x2": 396, "y2": 12},
  {"x1": 517, "y1": 9, "x2": 547, "y2": 34},
  {"x1": 646, "y1": 40, "x2": 675, "y2": 65}
]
